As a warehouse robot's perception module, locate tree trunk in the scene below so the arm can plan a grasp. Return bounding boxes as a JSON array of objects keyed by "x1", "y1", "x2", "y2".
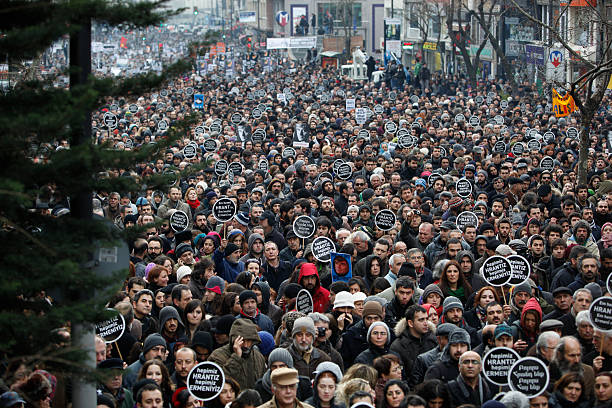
[{"x1": 577, "y1": 111, "x2": 594, "y2": 185}]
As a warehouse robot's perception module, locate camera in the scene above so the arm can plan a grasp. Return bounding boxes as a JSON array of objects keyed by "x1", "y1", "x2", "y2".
[{"x1": 317, "y1": 327, "x2": 326, "y2": 337}]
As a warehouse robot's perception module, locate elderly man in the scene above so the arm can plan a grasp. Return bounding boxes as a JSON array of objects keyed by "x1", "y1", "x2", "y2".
[
  {"x1": 533, "y1": 331, "x2": 560, "y2": 365},
  {"x1": 559, "y1": 288, "x2": 593, "y2": 336},
  {"x1": 549, "y1": 336, "x2": 595, "y2": 399},
  {"x1": 286, "y1": 317, "x2": 331, "y2": 379},
  {"x1": 448, "y1": 351, "x2": 493, "y2": 406},
  {"x1": 257, "y1": 367, "x2": 314, "y2": 408}
]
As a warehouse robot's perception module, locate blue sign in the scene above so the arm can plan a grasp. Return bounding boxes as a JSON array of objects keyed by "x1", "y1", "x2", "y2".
[
  {"x1": 194, "y1": 94, "x2": 204, "y2": 109},
  {"x1": 524, "y1": 45, "x2": 545, "y2": 66},
  {"x1": 331, "y1": 252, "x2": 352, "y2": 282}
]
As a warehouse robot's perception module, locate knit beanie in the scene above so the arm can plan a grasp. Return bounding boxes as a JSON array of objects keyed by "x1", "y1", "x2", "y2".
[
  {"x1": 176, "y1": 266, "x2": 192, "y2": 283},
  {"x1": 366, "y1": 321, "x2": 390, "y2": 345},
  {"x1": 442, "y1": 296, "x2": 464, "y2": 316},
  {"x1": 239, "y1": 290, "x2": 257, "y2": 305},
  {"x1": 362, "y1": 301, "x2": 383, "y2": 319},
  {"x1": 225, "y1": 242, "x2": 240, "y2": 257},
  {"x1": 422, "y1": 284, "x2": 444, "y2": 302},
  {"x1": 269, "y1": 348, "x2": 294, "y2": 368},
  {"x1": 291, "y1": 316, "x2": 316, "y2": 337},
  {"x1": 257, "y1": 331, "x2": 275, "y2": 356},
  {"x1": 143, "y1": 333, "x2": 166, "y2": 355},
  {"x1": 448, "y1": 328, "x2": 471, "y2": 346},
  {"x1": 314, "y1": 362, "x2": 343, "y2": 384}
]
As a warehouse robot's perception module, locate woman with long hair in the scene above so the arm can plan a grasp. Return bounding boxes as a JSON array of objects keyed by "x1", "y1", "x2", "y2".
[
  {"x1": 463, "y1": 286, "x2": 500, "y2": 330},
  {"x1": 137, "y1": 359, "x2": 174, "y2": 407},
  {"x1": 184, "y1": 299, "x2": 205, "y2": 342},
  {"x1": 414, "y1": 379, "x2": 452, "y2": 408},
  {"x1": 436, "y1": 260, "x2": 472, "y2": 305},
  {"x1": 380, "y1": 380, "x2": 409, "y2": 408},
  {"x1": 549, "y1": 372, "x2": 590, "y2": 408},
  {"x1": 209, "y1": 377, "x2": 240, "y2": 408}
]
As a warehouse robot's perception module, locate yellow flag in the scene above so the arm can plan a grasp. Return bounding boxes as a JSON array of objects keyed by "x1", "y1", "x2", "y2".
[{"x1": 552, "y1": 89, "x2": 577, "y2": 117}]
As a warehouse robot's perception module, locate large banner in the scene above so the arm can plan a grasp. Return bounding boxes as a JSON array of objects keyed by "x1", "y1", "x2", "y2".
[
  {"x1": 266, "y1": 37, "x2": 317, "y2": 49},
  {"x1": 552, "y1": 89, "x2": 577, "y2": 117}
]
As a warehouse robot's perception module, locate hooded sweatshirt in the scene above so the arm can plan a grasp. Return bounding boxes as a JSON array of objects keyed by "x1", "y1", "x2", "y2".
[
  {"x1": 208, "y1": 318, "x2": 267, "y2": 390},
  {"x1": 511, "y1": 297, "x2": 542, "y2": 356},
  {"x1": 298, "y1": 263, "x2": 330, "y2": 313},
  {"x1": 239, "y1": 233, "x2": 265, "y2": 264},
  {"x1": 252, "y1": 281, "x2": 283, "y2": 328}
]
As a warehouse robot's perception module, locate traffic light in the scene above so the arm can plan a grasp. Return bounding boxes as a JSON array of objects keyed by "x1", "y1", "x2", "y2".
[
  {"x1": 193, "y1": 6, "x2": 199, "y2": 15},
  {"x1": 247, "y1": 37, "x2": 252, "y2": 49},
  {"x1": 158, "y1": 43, "x2": 163, "y2": 50}
]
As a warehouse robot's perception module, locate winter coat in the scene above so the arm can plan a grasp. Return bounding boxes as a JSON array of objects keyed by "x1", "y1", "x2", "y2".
[
  {"x1": 257, "y1": 396, "x2": 314, "y2": 408},
  {"x1": 409, "y1": 345, "x2": 442, "y2": 388},
  {"x1": 236, "y1": 309, "x2": 275, "y2": 335},
  {"x1": 213, "y1": 247, "x2": 245, "y2": 283},
  {"x1": 253, "y1": 281, "x2": 282, "y2": 328},
  {"x1": 263, "y1": 259, "x2": 292, "y2": 292},
  {"x1": 239, "y1": 233, "x2": 265, "y2": 264},
  {"x1": 208, "y1": 319, "x2": 267, "y2": 390},
  {"x1": 424, "y1": 236, "x2": 446, "y2": 268},
  {"x1": 548, "y1": 360, "x2": 595, "y2": 400},
  {"x1": 448, "y1": 375, "x2": 493, "y2": 408},
  {"x1": 157, "y1": 198, "x2": 193, "y2": 228},
  {"x1": 286, "y1": 343, "x2": 331, "y2": 379},
  {"x1": 567, "y1": 234, "x2": 600, "y2": 259},
  {"x1": 297, "y1": 263, "x2": 330, "y2": 313},
  {"x1": 424, "y1": 344, "x2": 460, "y2": 382},
  {"x1": 551, "y1": 262, "x2": 580, "y2": 291},
  {"x1": 548, "y1": 390, "x2": 591, "y2": 408},
  {"x1": 390, "y1": 318, "x2": 438, "y2": 375},
  {"x1": 511, "y1": 297, "x2": 542, "y2": 357},
  {"x1": 123, "y1": 352, "x2": 146, "y2": 390},
  {"x1": 340, "y1": 320, "x2": 368, "y2": 370},
  {"x1": 255, "y1": 372, "x2": 313, "y2": 403}
]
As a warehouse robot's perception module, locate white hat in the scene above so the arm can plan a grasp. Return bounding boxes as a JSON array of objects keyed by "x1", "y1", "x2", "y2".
[
  {"x1": 353, "y1": 292, "x2": 367, "y2": 303},
  {"x1": 176, "y1": 265, "x2": 192, "y2": 283},
  {"x1": 334, "y1": 291, "x2": 355, "y2": 309}
]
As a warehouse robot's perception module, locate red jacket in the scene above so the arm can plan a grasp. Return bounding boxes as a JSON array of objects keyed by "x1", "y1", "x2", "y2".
[{"x1": 298, "y1": 263, "x2": 330, "y2": 313}]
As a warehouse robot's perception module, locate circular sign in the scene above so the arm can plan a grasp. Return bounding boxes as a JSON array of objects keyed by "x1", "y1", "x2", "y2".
[
  {"x1": 456, "y1": 211, "x2": 479, "y2": 230},
  {"x1": 456, "y1": 178, "x2": 473, "y2": 198},
  {"x1": 228, "y1": 162, "x2": 244, "y2": 177},
  {"x1": 500, "y1": 100, "x2": 509, "y2": 109},
  {"x1": 252, "y1": 129, "x2": 266, "y2": 143},
  {"x1": 508, "y1": 255, "x2": 531, "y2": 285},
  {"x1": 469, "y1": 116, "x2": 480, "y2": 127},
  {"x1": 157, "y1": 120, "x2": 169, "y2": 131},
  {"x1": 185, "y1": 87, "x2": 194, "y2": 96},
  {"x1": 183, "y1": 144, "x2": 197, "y2": 159},
  {"x1": 475, "y1": 96, "x2": 484, "y2": 105},
  {"x1": 170, "y1": 210, "x2": 189, "y2": 232},
  {"x1": 194, "y1": 126, "x2": 206, "y2": 136},
  {"x1": 128, "y1": 104, "x2": 139, "y2": 113},
  {"x1": 607, "y1": 273, "x2": 612, "y2": 297},
  {"x1": 374, "y1": 104, "x2": 384, "y2": 114},
  {"x1": 296, "y1": 289, "x2": 314, "y2": 314},
  {"x1": 212, "y1": 198, "x2": 237, "y2": 223},
  {"x1": 483, "y1": 347, "x2": 520, "y2": 386},
  {"x1": 252, "y1": 108, "x2": 262, "y2": 119},
  {"x1": 318, "y1": 172, "x2": 333, "y2": 183},
  {"x1": 332, "y1": 159, "x2": 345, "y2": 174},
  {"x1": 511, "y1": 142, "x2": 525, "y2": 156},
  {"x1": 428, "y1": 173, "x2": 442, "y2": 188},
  {"x1": 160, "y1": 89, "x2": 168, "y2": 97},
  {"x1": 384, "y1": 121, "x2": 397, "y2": 134},
  {"x1": 527, "y1": 139, "x2": 541, "y2": 152},
  {"x1": 103, "y1": 112, "x2": 118, "y2": 128},
  {"x1": 336, "y1": 163, "x2": 353, "y2": 180},
  {"x1": 397, "y1": 129, "x2": 412, "y2": 148},
  {"x1": 432, "y1": 118, "x2": 440, "y2": 129},
  {"x1": 187, "y1": 361, "x2": 225, "y2": 401},
  {"x1": 543, "y1": 131, "x2": 555, "y2": 144},
  {"x1": 311, "y1": 236, "x2": 336, "y2": 263},
  {"x1": 358, "y1": 129, "x2": 370, "y2": 140},
  {"x1": 409, "y1": 95, "x2": 419, "y2": 104},
  {"x1": 481, "y1": 255, "x2": 513, "y2": 287},
  {"x1": 589, "y1": 296, "x2": 612, "y2": 332},
  {"x1": 508, "y1": 357, "x2": 550, "y2": 397},
  {"x1": 388, "y1": 91, "x2": 397, "y2": 101},
  {"x1": 204, "y1": 139, "x2": 218, "y2": 153},
  {"x1": 210, "y1": 123, "x2": 222, "y2": 134},
  {"x1": 163, "y1": 169, "x2": 179, "y2": 187},
  {"x1": 567, "y1": 127, "x2": 579, "y2": 139},
  {"x1": 214, "y1": 160, "x2": 229, "y2": 176},
  {"x1": 231, "y1": 113, "x2": 243, "y2": 125},
  {"x1": 258, "y1": 159, "x2": 269, "y2": 172},
  {"x1": 493, "y1": 141, "x2": 507, "y2": 153},
  {"x1": 539, "y1": 156, "x2": 554, "y2": 171},
  {"x1": 494, "y1": 115, "x2": 505, "y2": 125},
  {"x1": 455, "y1": 114, "x2": 465, "y2": 123},
  {"x1": 374, "y1": 209, "x2": 397, "y2": 231},
  {"x1": 282, "y1": 147, "x2": 296, "y2": 158},
  {"x1": 293, "y1": 215, "x2": 316, "y2": 239},
  {"x1": 95, "y1": 308, "x2": 126, "y2": 344}
]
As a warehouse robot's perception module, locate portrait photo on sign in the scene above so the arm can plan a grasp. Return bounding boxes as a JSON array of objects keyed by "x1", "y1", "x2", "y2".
[{"x1": 331, "y1": 252, "x2": 352, "y2": 282}]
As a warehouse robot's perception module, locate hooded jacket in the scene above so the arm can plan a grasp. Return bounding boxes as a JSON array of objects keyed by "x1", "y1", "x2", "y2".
[
  {"x1": 298, "y1": 263, "x2": 330, "y2": 313},
  {"x1": 158, "y1": 306, "x2": 186, "y2": 349},
  {"x1": 390, "y1": 317, "x2": 438, "y2": 375},
  {"x1": 424, "y1": 343, "x2": 461, "y2": 382},
  {"x1": 252, "y1": 281, "x2": 282, "y2": 328},
  {"x1": 511, "y1": 297, "x2": 542, "y2": 356},
  {"x1": 208, "y1": 319, "x2": 267, "y2": 390},
  {"x1": 457, "y1": 250, "x2": 487, "y2": 292},
  {"x1": 239, "y1": 233, "x2": 265, "y2": 264}
]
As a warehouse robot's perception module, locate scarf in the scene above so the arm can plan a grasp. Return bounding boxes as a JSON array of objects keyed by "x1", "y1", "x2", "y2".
[
  {"x1": 602, "y1": 222, "x2": 612, "y2": 248},
  {"x1": 186, "y1": 198, "x2": 201, "y2": 210}
]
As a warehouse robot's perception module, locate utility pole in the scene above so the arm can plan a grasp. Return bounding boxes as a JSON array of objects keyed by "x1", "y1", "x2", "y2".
[{"x1": 69, "y1": 19, "x2": 96, "y2": 408}]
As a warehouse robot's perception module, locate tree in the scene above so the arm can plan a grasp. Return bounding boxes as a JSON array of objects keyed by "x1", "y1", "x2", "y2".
[
  {"x1": 466, "y1": 0, "x2": 519, "y2": 92},
  {"x1": 406, "y1": 0, "x2": 445, "y2": 69},
  {"x1": 506, "y1": 0, "x2": 612, "y2": 184},
  {"x1": 445, "y1": 0, "x2": 489, "y2": 86},
  {"x1": 0, "y1": 0, "x2": 197, "y2": 400}
]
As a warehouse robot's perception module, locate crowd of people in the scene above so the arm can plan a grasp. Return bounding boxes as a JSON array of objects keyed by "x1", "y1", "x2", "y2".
[{"x1": 5, "y1": 26, "x2": 612, "y2": 408}]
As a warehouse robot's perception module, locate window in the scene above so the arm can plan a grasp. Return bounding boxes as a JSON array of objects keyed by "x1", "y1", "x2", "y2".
[{"x1": 317, "y1": 2, "x2": 362, "y2": 29}]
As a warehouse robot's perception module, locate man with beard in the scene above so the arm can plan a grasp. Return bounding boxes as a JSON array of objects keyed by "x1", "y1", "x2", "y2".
[
  {"x1": 157, "y1": 187, "x2": 192, "y2": 227},
  {"x1": 297, "y1": 263, "x2": 330, "y2": 313},
  {"x1": 208, "y1": 319, "x2": 267, "y2": 390},
  {"x1": 171, "y1": 347, "x2": 197, "y2": 388},
  {"x1": 483, "y1": 302, "x2": 506, "y2": 325},
  {"x1": 508, "y1": 282, "x2": 533, "y2": 324},
  {"x1": 285, "y1": 317, "x2": 331, "y2": 379},
  {"x1": 424, "y1": 221, "x2": 454, "y2": 267},
  {"x1": 425, "y1": 328, "x2": 471, "y2": 382},
  {"x1": 534, "y1": 331, "x2": 560, "y2": 365},
  {"x1": 567, "y1": 220, "x2": 600, "y2": 259},
  {"x1": 559, "y1": 288, "x2": 593, "y2": 336},
  {"x1": 236, "y1": 290, "x2": 275, "y2": 335},
  {"x1": 569, "y1": 254, "x2": 604, "y2": 293},
  {"x1": 549, "y1": 336, "x2": 595, "y2": 398},
  {"x1": 448, "y1": 351, "x2": 493, "y2": 406},
  {"x1": 158, "y1": 306, "x2": 187, "y2": 356},
  {"x1": 551, "y1": 246, "x2": 589, "y2": 291},
  {"x1": 240, "y1": 233, "x2": 265, "y2": 263},
  {"x1": 439, "y1": 297, "x2": 478, "y2": 346}
]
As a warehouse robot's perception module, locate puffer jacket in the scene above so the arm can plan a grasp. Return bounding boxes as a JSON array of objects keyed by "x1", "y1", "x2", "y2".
[
  {"x1": 390, "y1": 317, "x2": 438, "y2": 375},
  {"x1": 207, "y1": 318, "x2": 266, "y2": 390}
]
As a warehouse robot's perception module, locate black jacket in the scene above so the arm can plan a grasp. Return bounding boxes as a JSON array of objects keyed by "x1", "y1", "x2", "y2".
[
  {"x1": 448, "y1": 375, "x2": 493, "y2": 407},
  {"x1": 340, "y1": 320, "x2": 368, "y2": 369},
  {"x1": 390, "y1": 318, "x2": 438, "y2": 374}
]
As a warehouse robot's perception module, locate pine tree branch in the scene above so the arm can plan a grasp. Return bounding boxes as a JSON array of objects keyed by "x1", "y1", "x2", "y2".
[{"x1": 0, "y1": 215, "x2": 58, "y2": 257}]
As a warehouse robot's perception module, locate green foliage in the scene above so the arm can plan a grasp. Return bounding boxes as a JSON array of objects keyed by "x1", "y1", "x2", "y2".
[{"x1": 0, "y1": 0, "x2": 208, "y2": 382}]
